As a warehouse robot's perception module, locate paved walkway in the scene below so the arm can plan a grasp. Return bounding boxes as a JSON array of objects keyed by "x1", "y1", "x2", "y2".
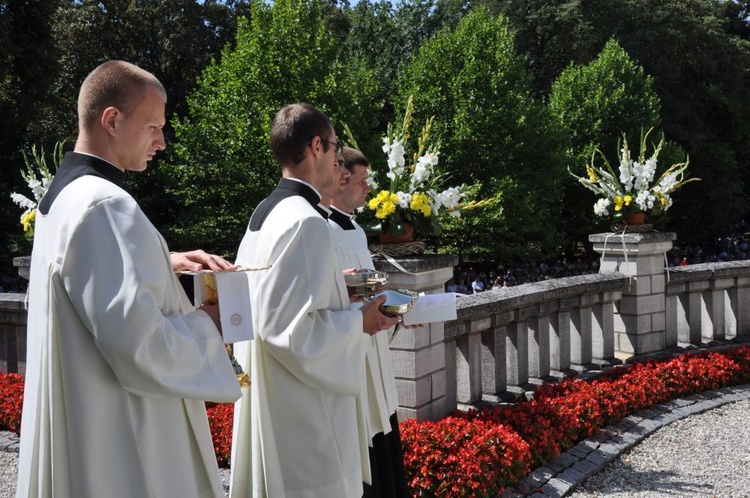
[{"x1": 3, "y1": 384, "x2": 750, "y2": 497}]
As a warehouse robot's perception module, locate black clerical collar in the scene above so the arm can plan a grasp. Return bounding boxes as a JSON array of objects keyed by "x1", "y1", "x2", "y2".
[
  {"x1": 249, "y1": 177, "x2": 330, "y2": 231},
  {"x1": 329, "y1": 205, "x2": 356, "y2": 230},
  {"x1": 39, "y1": 152, "x2": 126, "y2": 215},
  {"x1": 277, "y1": 178, "x2": 330, "y2": 219}
]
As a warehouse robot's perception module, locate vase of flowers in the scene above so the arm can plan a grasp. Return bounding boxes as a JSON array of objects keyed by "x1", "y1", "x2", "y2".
[
  {"x1": 10, "y1": 141, "x2": 63, "y2": 241},
  {"x1": 569, "y1": 128, "x2": 699, "y2": 228},
  {"x1": 364, "y1": 96, "x2": 491, "y2": 247}
]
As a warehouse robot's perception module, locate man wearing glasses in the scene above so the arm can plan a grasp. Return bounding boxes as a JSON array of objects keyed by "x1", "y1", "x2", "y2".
[{"x1": 230, "y1": 103, "x2": 400, "y2": 498}]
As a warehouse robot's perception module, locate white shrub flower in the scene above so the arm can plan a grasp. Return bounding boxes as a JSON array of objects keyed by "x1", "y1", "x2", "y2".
[{"x1": 593, "y1": 198, "x2": 611, "y2": 217}]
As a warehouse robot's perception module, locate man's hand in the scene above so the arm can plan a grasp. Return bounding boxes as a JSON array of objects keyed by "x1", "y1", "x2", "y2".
[
  {"x1": 360, "y1": 295, "x2": 401, "y2": 335},
  {"x1": 197, "y1": 300, "x2": 222, "y2": 335},
  {"x1": 170, "y1": 249, "x2": 237, "y2": 272}
]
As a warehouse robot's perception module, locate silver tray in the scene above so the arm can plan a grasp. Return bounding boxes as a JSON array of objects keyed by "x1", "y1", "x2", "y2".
[{"x1": 368, "y1": 289, "x2": 419, "y2": 316}]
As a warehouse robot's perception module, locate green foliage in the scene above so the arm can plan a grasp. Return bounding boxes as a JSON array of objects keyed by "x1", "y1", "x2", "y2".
[
  {"x1": 549, "y1": 39, "x2": 661, "y2": 167},
  {"x1": 549, "y1": 39, "x2": 663, "y2": 240},
  {"x1": 166, "y1": 0, "x2": 379, "y2": 256},
  {"x1": 396, "y1": 7, "x2": 568, "y2": 262},
  {"x1": 501, "y1": 0, "x2": 750, "y2": 244},
  {"x1": 340, "y1": 0, "x2": 472, "y2": 158},
  {"x1": 612, "y1": 0, "x2": 750, "y2": 242}
]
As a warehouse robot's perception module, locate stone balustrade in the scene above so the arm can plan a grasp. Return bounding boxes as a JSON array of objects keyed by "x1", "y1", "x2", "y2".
[
  {"x1": 4, "y1": 234, "x2": 750, "y2": 423},
  {"x1": 665, "y1": 261, "x2": 750, "y2": 346},
  {"x1": 388, "y1": 272, "x2": 628, "y2": 421}
]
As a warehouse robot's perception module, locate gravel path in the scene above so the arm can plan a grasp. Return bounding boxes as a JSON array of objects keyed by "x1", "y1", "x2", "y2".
[
  {"x1": 569, "y1": 398, "x2": 750, "y2": 497},
  {"x1": 0, "y1": 452, "x2": 17, "y2": 498}
]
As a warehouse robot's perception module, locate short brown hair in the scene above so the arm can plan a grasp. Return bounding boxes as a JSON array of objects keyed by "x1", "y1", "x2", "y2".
[
  {"x1": 270, "y1": 103, "x2": 334, "y2": 167},
  {"x1": 77, "y1": 60, "x2": 166, "y2": 131},
  {"x1": 341, "y1": 147, "x2": 369, "y2": 172}
]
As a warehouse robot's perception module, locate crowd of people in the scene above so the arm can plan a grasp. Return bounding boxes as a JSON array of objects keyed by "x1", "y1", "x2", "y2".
[
  {"x1": 445, "y1": 233, "x2": 750, "y2": 295},
  {"x1": 446, "y1": 255, "x2": 599, "y2": 294},
  {"x1": 669, "y1": 234, "x2": 750, "y2": 266}
]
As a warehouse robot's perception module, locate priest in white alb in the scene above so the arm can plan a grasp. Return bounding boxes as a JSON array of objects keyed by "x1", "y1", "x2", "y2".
[
  {"x1": 16, "y1": 61, "x2": 242, "y2": 498},
  {"x1": 229, "y1": 104, "x2": 401, "y2": 498},
  {"x1": 328, "y1": 147, "x2": 409, "y2": 497}
]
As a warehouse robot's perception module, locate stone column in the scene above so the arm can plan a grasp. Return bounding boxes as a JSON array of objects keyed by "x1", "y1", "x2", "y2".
[
  {"x1": 0, "y1": 256, "x2": 31, "y2": 373},
  {"x1": 589, "y1": 232, "x2": 675, "y2": 358},
  {"x1": 373, "y1": 254, "x2": 458, "y2": 421}
]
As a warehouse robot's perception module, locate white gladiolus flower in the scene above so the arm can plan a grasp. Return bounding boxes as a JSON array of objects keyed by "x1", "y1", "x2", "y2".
[
  {"x1": 593, "y1": 198, "x2": 611, "y2": 217},
  {"x1": 619, "y1": 162, "x2": 633, "y2": 191},
  {"x1": 366, "y1": 171, "x2": 379, "y2": 190},
  {"x1": 11, "y1": 193, "x2": 36, "y2": 211},
  {"x1": 387, "y1": 139, "x2": 405, "y2": 170},
  {"x1": 658, "y1": 173, "x2": 678, "y2": 193},
  {"x1": 643, "y1": 157, "x2": 657, "y2": 183},
  {"x1": 431, "y1": 187, "x2": 463, "y2": 215}
]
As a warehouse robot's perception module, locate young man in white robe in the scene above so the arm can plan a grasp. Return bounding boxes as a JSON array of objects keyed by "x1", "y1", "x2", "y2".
[
  {"x1": 328, "y1": 148, "x2": 409, "y2": 497},
  {"x1": 16, "y1": 61, "x2": 242, "y2": 498},
  {"x1": 229, "y1": 104, "x2": 401, "y2": 498}
]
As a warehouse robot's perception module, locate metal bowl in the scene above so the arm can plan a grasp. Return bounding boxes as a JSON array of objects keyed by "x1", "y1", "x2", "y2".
[
  {"x1": 344, "y1": 270, "x2": 388, "y2": 296},
  {"x1": 369, "y1": 289, "x2": 419, "y2": 316}
]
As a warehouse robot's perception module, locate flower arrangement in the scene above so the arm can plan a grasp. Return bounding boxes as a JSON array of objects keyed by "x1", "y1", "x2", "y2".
[
  {"x1": 10, "y1": 142, "x2": 63, "y2": 240},
  {"x1": 3, "y1": 347, "x2": 750, "y2": 495},
  {"x1": 570, "y1": 128, "x2": 699, "y2": 222},
  {"x1": 365, "y1": 96, "x2": 491, "y2": 238}
]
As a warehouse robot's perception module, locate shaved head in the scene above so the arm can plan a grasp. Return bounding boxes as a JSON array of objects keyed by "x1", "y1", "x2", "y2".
[{"x1": 78, "y1": 60, "x2": 166, "y2": 132}]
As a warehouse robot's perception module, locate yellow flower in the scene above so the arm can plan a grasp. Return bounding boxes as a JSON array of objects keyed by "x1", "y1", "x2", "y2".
[
  {"x1": 21, "y1": 209, "x2": 36, "y2": 235},
  {"x1": 623, "y1": 195, "x2": 632, "y2": 206},
  {"x1": 586, "y1": 164, "x2": 597, "y2": 183},
  {"x1": 614, "y1": 195, "x2": 624, "y2": 212},
  {"x1": 368, "y1": 191, "x2": 399, "y2": 218},
  {"x1": 376, "y1": 201, "x2": 396, "y2": 219},
  {"x1": 410, "y1": 192, "x2": 432, "y2": 217}
]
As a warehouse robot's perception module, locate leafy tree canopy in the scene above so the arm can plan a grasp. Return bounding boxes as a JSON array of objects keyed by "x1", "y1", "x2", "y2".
[
  {"x1": 166, "y1": 0, "x2": 379, "y2": 257},
  {"x1": 396, "y1": 7, "x2": 568, "y2": 261}
]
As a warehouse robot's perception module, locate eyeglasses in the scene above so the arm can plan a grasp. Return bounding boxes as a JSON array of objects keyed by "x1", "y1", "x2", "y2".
[{"x1": 322, "y1": 137, "x2": 344, "y2": 156}]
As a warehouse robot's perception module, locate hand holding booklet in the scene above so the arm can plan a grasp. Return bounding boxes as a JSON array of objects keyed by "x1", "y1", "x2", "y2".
[{"x1": 186, "y1": 269, "x2": 258, "y2": 344}]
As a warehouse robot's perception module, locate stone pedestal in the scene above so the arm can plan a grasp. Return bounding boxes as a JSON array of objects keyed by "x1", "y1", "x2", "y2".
[
  {"x1": 0, "y1": 257, "x2": 31, "y2": 373},
  {"x1": 589, "y1": 231, "x2": 675, "y2": 358},
  {"x1": 13, "y1": 256, "x2": 31, "y2": 280},
  {"x1": 373, "y1": 253, "x2": 457, "y2": 421}
]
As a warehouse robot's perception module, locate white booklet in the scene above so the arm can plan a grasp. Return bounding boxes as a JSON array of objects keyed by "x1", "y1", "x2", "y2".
[
  {"x1": 189, "y1": 270, "x2": 254, "y2": 343},
  {"x1": 402, "y1": 292, "x2": 459, "y2": 326}
]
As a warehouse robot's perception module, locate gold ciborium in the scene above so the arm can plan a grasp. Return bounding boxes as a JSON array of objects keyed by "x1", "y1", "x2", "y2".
[{"x1": 344, "y1": 269, "x2": 389, "y2": 299}]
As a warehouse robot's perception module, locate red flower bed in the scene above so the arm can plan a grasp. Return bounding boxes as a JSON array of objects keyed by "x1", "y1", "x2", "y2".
[
  {"x1": 3, "y1": 346, "x2": 750, "y2": 497},
  {"x1": 0, "y1": 372, "x2": 24, "y2": 433},
  {"x1": 400, "y1": 417, "x2": 531, "y2": 496},
  {"x1": 206, "y1": 402, "x2": 234, "y2": 468}
]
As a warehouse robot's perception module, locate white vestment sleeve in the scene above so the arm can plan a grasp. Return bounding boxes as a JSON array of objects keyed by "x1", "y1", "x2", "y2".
[{"x1": 61, "y1": 194, "x2": 240, "y2": 402}]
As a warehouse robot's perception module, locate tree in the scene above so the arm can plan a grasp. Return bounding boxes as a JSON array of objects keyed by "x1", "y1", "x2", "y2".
[
  {"x1": 340, "y1": 0, "x2": 472, "y2": 158},
  {"x1": 0, "y1": 0, "x2": 64, "y2": 274},
  {"x1": 612, "y1": 0, "x2": 750, "y2": 242},
  {"x1": 499, "y1": 0, "x2": 750, "y2": 243},
  {"x1": 37, "y1": 0, "x2": 251, "y2": 236},
  {"x1": 548, "y1": 39, "x2": 664, "y2": 242},
  {"x1": 166, "y1": 0, "x2": 379, "y2": 256},
  {"x1": 396, "y1": 7, "x2": 568, "y2": 261}
]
